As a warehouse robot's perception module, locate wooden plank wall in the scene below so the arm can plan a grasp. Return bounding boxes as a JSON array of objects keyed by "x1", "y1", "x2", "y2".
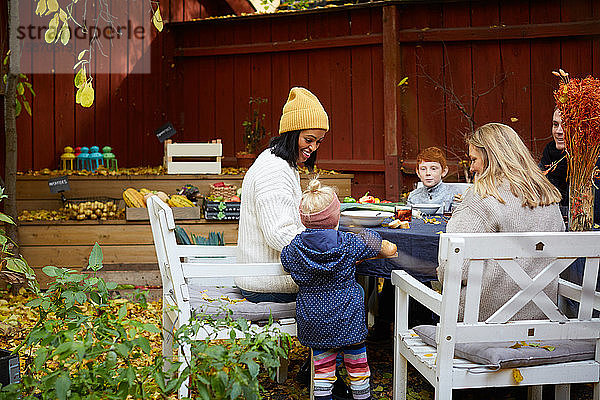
[
  {"x1": 395, "y1": 0, "x2": 600, "y2": 178},
  {"x1": 169, "y1": 7, "x2": 385, "y2": 197},
  {"x1": 2, "y1": 0, "x2": 600, "y2": 200}
]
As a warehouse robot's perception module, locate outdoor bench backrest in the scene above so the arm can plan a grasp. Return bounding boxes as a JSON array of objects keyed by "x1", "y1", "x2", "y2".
[
  {"x1": 392, "y1": 231, "x2": 600, "y2": 400},
  {"x1": 147, "y1": 195, "x2": 298, "y2": 398}
]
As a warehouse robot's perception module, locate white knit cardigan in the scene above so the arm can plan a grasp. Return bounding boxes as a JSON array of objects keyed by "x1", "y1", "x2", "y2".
[{"x1": 235, "y1": 149, "x2": 304, "y2": 293}]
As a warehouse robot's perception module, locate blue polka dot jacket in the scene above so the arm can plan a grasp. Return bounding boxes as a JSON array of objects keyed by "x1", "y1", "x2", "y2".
[{"x1": 281, "y1": 228, "x2": 382, "y2": 349}]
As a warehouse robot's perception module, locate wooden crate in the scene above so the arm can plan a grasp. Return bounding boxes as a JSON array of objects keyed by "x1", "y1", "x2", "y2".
[
  {"x1": 164, "y1": 139, "x2": 222, "y2": 174},
  {"x1": 126, "y1": 206, "x2": 201, "y2": 221}
]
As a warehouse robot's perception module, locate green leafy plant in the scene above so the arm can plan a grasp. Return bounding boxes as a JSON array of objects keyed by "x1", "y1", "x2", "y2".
[
  {"x1": 279, "y1": 0, "x2": 315, "y2": 10},
  {"x1": 0, "y1": 241, "x2": 290, "y2": 399},
  {"x1": 174, "y1": 304, "x2": 291, "y2": 400},
  {"x1": 240, "y1": 97, "x2": 269, "y2": 155},
  {"x1": 0, "y1": 187, "x2": 38, "y2": 293},
  {"x1": 2, "y1": 52, "x2": 35, "y2": 117},
  {"x1": 0, "y1": 243, "x2": 178, "y2": 399}
]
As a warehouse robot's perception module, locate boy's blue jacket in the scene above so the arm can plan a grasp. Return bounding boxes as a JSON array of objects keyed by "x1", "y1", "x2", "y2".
[{"x1": 281, "y1": 228, "x2": 382, "y2": 348}]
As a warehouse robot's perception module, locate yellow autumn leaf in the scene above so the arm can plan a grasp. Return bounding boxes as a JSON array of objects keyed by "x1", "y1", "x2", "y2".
[
  {"x1": 45, "y1": 13, "x2": 60, "y2": 43},
  {"x1": 44, "y1": 28, "x2": 57, "y2": 43},
  {"x1": 152, "y1": 6, "x2": 164, "y2": 32},
  {"x1": 78, "y1": 49, "x2": 87, "y2": 61},
  {"x1": 60, "y1": 23, "x2": 70, "y2": 45},
  {"x1": 79, "y1": 83, "x2": 94, "y2": 108},
  {"x1": 512, "y1": 368, "x2": 523, "y2": 383},
  {"x1": 47, "y1": 0, "x2": 59, "y2": 13},
  {"x1": 510, "y1": 117, "x2": 518, "y2": 122},
  {"x1": 74, "y1": 67, "x2": 86, "y2": 89},
  {"x1": 35, "y1": 0, "x2": 47, "y2": 16}
]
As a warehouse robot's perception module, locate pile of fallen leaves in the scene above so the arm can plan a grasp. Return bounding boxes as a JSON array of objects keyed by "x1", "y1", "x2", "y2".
[
  {"x1": 18, "y1": 165, "x2": 340, "y2": 177},
  {"x1": 0, "y1": 289, "x2": 413, "y2": 399}
]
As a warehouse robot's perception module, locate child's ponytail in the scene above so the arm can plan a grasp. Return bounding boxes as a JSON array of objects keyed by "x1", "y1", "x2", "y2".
[{"x1": 300, "y1": 176, "x2": 338, "y2": 216}]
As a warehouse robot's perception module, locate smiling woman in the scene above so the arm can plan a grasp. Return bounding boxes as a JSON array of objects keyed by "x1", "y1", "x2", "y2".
[{"x1": 235, "y1": 87, "x2": 329, "y2": 303}]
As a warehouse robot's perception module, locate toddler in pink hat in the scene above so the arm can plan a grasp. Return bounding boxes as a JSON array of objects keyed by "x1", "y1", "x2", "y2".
[{"x1": 281, "y1": 178, "x2": 396, "y2": 400}]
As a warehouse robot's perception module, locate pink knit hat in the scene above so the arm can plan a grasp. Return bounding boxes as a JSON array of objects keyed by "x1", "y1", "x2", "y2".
[{"x1": 300, "y1": 196, "x2": 341, "y2": 229}]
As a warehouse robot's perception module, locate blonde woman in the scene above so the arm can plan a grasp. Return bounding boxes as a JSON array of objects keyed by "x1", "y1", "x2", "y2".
[{"x1": 438, "y1": 123, "x2": 565, "y2": 321}]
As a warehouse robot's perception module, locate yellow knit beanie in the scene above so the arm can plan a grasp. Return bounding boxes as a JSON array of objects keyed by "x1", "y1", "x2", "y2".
[{"x1": 279, "y1": 87, "x2": 329, "y2": 134}]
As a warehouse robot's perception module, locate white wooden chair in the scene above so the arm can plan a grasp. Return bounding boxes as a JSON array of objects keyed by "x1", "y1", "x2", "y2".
[
  {"x1": 147, "y1": 196, "x2": 297, "y2": 398},
  {"x1": 392, "y1": 232, "x2": 600, "y2": 400}
]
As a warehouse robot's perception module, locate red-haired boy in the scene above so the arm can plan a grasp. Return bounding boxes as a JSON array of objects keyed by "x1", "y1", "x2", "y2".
[{"x1": 407, "y1": 147, "x2": 459, "y2": 213}]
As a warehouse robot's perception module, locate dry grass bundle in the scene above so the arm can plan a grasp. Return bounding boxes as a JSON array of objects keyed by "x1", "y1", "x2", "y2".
[{"x1": 554, "y1": 71, "x2": 600, "y2": 230}]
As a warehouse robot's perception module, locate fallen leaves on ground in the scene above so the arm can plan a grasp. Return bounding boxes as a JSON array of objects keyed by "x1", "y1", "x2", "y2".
[{"x1": 0, "y1": 290, "x2": 594, "y2": 399}]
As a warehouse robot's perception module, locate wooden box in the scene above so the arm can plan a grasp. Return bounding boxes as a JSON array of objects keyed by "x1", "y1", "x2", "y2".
[
  {"x1": 126, "y1": 207, "x2": 201, "y2": 221},
  {"x1": 164, "y1": 139, "x2": 222, "y2": 174}
]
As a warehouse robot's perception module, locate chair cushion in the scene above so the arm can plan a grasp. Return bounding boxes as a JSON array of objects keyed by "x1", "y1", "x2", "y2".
[
  {"x1": 188, "y1": 285, "x2": 296, "y2": 322},
  {"x1": 413, "y1": 325, "x2": 595, "y2": 369}
]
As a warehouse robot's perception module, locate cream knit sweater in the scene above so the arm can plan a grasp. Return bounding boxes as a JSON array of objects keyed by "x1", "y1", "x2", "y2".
[
  {"x1": 235, "y1": 149, "x2": 304, "y2": 293},
  {"x1": 438, "y1": 181, "x2": 565, "y2": 321}
]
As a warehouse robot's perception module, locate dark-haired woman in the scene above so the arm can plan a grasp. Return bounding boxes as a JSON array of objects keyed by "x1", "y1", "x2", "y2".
[{"x1": 235, "y1": 87, "x2": 329, "y2": 303}]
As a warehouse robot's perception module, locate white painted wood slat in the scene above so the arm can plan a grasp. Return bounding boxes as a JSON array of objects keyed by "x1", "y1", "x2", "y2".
[{"x1": 392, "y1": 232, "x2": 600, "y2": 400}]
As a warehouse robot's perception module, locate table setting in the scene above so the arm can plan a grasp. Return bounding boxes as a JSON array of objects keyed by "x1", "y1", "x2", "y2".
[{"x1": 339, "y1": 202, "x2": 447, "y2": 283}]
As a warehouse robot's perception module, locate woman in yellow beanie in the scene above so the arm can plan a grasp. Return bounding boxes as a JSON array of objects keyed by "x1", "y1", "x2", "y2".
[{"x1": 235, "y1": 87, "x2": 330, "y2": 303}]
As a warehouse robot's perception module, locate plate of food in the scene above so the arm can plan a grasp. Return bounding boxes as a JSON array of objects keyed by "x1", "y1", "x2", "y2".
[
  {"x1": 412, "y1": 203, "x2": 442, "y2": 215},
  {"x1": 340, "y1": 210, "x2": 395, "y2": 227}
]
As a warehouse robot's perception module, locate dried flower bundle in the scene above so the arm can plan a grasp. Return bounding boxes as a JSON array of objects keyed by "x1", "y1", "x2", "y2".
[{"x1": 553, "y1": 71, "x2": 600, "y2": 230}]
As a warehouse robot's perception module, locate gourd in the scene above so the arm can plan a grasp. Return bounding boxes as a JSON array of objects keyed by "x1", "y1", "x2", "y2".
[
  {"x1": 168, "y1": 195, "x2": 195, "y2": 207},
  {"x1": 123, "y1": 188, "x2": 146, "y2": 208}
]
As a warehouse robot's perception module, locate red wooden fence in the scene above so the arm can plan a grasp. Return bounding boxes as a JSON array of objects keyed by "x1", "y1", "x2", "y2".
[{"x1": 2, "y1": 0, "x2": 600, "y2": 199}]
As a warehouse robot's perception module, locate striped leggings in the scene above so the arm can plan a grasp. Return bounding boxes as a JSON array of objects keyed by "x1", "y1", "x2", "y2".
[{"x1": 312, "y1": 342, "x2": 371, "y2": 400}]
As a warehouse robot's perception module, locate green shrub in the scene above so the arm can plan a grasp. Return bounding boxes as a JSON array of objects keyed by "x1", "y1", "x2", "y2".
[
  {"x1": 175, "y1": 305, "x2": 291, "y2": 400},
  {"x1": 0, "y1": 187, "x2": 38, "y2": 293},
  {"x1": 0, "y1": 243, "x2": 177, "y2": 399},
  {"x1": 0, "y1": 243, "x2": 290, "y2": 399}
]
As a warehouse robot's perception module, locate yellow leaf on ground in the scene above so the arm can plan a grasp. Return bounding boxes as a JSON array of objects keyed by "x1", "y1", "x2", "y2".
[{"x1": 513, "y1": 368, "x2": 523, "y2": 383}]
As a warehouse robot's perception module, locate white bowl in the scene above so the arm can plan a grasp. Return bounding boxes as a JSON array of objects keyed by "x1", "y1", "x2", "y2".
[
  {"x1": 412, "y1": 203, "x2": 442, "y2": 215},
  {"x1": 340, "y1": 210, "x2": 394, "y2": 227}
]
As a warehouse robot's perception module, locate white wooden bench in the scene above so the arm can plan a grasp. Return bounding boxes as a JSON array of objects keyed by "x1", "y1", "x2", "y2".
[
  {"x1": 147, "y1": 196, "x2": 297, "y2": 398},
  {"x1": 392, "y1": 232, "x2": 600, "y2": 400}
]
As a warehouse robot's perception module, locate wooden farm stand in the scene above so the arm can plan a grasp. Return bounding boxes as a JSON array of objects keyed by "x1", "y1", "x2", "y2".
[{"x1": 17, "y1": 173, "x2": 353, "y2": 289}]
